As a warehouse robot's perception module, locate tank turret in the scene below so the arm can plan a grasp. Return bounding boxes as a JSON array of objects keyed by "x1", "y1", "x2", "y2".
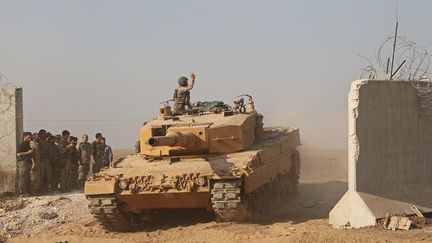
[
  {"x1": 139, "y1": 104, "x2": 261, "y2": 157},
  {"x1": 135, "y1": 96, "x2": 266, "y2": 157}
]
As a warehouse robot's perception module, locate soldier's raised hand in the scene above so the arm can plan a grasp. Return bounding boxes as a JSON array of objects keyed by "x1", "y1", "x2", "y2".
[{"x1": 191, "y1": 73, "x2": 196, "y2": 81}]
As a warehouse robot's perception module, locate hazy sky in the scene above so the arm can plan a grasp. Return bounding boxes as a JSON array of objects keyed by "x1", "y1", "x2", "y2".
[{"x1": 1, "y1": 0, "x2": 431, "y2": 149}]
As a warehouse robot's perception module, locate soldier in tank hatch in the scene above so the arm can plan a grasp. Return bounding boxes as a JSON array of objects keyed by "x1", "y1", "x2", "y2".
[{"x1": 173, "y1": 73, "x2": 196, "y2": 114}]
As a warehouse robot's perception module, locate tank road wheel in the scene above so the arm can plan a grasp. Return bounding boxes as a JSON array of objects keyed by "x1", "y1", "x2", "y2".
[
  {"x1": 263, "y1": 183, "x2": 272, "y2": 211},
  {"x1": 273, "y1": 174, "x2": 282, "y2": 200},
  {"x1": 276, "y1": 173, "x2": 285, "y2": 199},
  {"x1": 249, "y1": 186, "x2": 268, "y2": 219},
  {"x1": 246, "y1": 191, "x2": 260, "y2": 219},
  {"x1": 240, "y1": 149, "x2": 302, "y2": 220},
  {"x1": 211, "y1": 150, "x2": 301, "y2": 222},
  {"x1": 87, "y1": 195, "x2": 133, "y2": 232}
]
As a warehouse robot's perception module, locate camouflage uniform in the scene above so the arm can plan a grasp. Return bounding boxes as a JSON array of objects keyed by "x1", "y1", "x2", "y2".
[
  {"x1": 91, "y1": 141, "x2": 105, "y2": 173},
  {"x1": 38, "y1": 140, "x2": 52, "y2": 191},
  {"x1": 30, "y1": 140, "x2": 43, "y2": 193},
  {"x1": 77, "y1": 141, "x2": 92, "y2": 189},
  {"x1": 102, "y1": 144, "x2": 113, "y2": 167},
  {"x1": 58, "y1": 138, "x2": 68, "y2": 165},
  {"x1": 173, "y1": 78, "x2": 195, "y2": 114},
  {"x1": 16, "y1": 141, "x2": 32, "y2": 195},
  {"x1": 60, "y1": 144, "x2": 78, "y2": 192},
  {"x1": 70, "y1": 146, "x2": 79, "y2": 190},
  {"x1": 58, "y1": 139, "x2": 69, "y2": 191},
  {"x1": 49, "y1": 141, "x2": 61, "y2": 190}
]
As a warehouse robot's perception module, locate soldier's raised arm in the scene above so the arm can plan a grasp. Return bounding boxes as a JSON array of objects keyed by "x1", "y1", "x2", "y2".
[{"x1": 186, "y1": 73, "x2": 196, "y2": 91}]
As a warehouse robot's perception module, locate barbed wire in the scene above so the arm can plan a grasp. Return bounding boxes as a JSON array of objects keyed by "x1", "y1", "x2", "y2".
[
  {"x1": 375, "y1": 35, "x2": 430, "y2": 80},
  {"x1": 358, "y1": 55, "x2": 377, "y2": 79},
  {"x1": 360, "y1": 24, "x2": 432, "y2": 120},
  {"x1": 0, "y1": 73, "x2": 17, "y2": 88}
]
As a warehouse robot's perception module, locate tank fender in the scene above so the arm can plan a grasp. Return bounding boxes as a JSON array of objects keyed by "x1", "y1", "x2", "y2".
[{"x1": 84, "y1": 180, "x2": 118, "y2": 195}]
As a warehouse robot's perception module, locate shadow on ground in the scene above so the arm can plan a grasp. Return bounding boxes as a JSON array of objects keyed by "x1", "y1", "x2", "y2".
[
  {"x1": 137, "y1": 181, "x2": 347, "y2": 231},
  {"x1": 266, "y1": 181, "x2": 347, "y2": 224}
]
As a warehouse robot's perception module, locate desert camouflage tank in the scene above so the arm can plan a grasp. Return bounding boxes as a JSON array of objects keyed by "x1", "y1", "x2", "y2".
[{"x1": 84, "y1": 95, "x2": 301, "y2": 231}]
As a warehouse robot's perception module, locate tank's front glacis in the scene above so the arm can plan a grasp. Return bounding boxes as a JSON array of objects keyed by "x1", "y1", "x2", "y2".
[{"x1": 85, "y1": 165, "x2": 214, "y2": 212}]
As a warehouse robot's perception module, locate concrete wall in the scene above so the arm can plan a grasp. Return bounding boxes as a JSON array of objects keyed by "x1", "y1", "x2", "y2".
[
  {"x1": 0, "y1": 87, "x2": 23, "y2": 165},
  {"x1": 330, "y1": 80, "x2": 432, "y2": 228}
]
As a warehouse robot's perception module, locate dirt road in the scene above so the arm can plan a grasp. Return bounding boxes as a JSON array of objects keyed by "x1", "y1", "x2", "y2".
[{"x1": 2, "y1": 149, "x2": 431, "y2": 242}]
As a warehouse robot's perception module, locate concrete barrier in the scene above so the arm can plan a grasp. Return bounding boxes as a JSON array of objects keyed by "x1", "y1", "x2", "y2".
[
  {"x1": 329, "y1": 80, "x2": 432, "y2": 228},
  {"x1": 0, "y1": 87, "x2": 23, "y2": 165}
]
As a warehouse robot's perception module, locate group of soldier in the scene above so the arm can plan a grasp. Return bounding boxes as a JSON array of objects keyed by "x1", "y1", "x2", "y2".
[
  {"x1": 15, "y1": 130, "x2": 113, "y2": 196},
  {"x1": 13, "y1": 74, "x2": 197, "y2": 196}
]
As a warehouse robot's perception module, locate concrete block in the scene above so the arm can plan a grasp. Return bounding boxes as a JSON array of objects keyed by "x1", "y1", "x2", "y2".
[
  {"x1": 0, "y1": 87, "x2": 23, "y2": 165},
  {"x1": 329, "y1": 80, "x2": 432, "y2": 228}
]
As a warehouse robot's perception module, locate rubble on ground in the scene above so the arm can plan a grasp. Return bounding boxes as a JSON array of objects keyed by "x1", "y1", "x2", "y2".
[{"x1": 0, "y1": 192, "x2": 88, "y2": 241}]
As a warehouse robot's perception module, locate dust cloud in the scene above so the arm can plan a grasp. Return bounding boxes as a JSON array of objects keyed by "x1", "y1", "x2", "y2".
[{"x1": 262, "y1": 101, "x2": 348, "y2": 183}]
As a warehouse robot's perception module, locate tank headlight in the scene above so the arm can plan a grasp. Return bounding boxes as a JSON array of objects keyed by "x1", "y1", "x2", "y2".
[
  {"x1": 118, "y1": 180, "x2": 128, "y2": 189},
  {"x1": 196, "y1": 177, "x2": 206, "y2": 186}
]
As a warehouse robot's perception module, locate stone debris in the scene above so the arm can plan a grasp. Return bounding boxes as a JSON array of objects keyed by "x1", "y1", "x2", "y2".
[
  {"x1": 411, "y1": 205, "x2": 425, "y2": 218},
  {"x1": 40, "y1": 211, "x2": 59, "y2": 220},
  {"x1": 383, "y1": 214, "x2": 412, "y2": 231},
  {"x1": 0, "y1": 192, "x2": 88, "y2": 240},
  {"x1": 0, "y1": 195, "x2": 25, "y2": 213}
]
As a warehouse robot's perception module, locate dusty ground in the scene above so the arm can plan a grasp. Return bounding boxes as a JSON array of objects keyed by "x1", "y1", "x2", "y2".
[{"x1": 1, "y1": 148, "x2": 431, "y2": 243}]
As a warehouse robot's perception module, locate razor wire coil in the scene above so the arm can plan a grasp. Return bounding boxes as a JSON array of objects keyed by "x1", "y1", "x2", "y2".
[{"x1": 360, "y1": 32, "x2": 432, "y2": 120}]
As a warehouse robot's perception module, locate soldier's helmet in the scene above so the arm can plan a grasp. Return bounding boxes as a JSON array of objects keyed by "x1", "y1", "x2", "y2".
[{"x1": 178, "y1": 76, "x2": 188, "y2": 87}]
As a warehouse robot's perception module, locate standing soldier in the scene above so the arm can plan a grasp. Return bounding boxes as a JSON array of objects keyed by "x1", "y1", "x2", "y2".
[
  {"x1": 30, "y1": 132, "x2": 42, "y2": 194},
  {"x1": 38, "y1": 129, "x2": 52, "y2": 192},
  {"x1": 48, "y1": 135, "x2": 61, "y2": 191},
  {"x1": 77, "y1": 134, "x2": 92, "y2": 189},
  {"x1": 60, "y1": 136, "x2": 77, "y2": 192},
  {"x1": 101, "y1": 137, "x2": 113, "y2": 167},
  {"x1": 173, "y1": 73, "x2": 196, "y2": 114},
  {"x1": 91, "y1": 133, "x2": 105, "y2": 173},
  {"x1": 70, "y1": 136, "x2": 79, "y2": 189},
  {"x1": 58, "y1": 130, "x2": 70, "y2": 191},
  {"x1": 16, "y1": 132, "x2": 33, "y2": 196}
]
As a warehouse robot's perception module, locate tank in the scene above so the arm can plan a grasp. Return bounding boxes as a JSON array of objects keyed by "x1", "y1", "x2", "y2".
[{"x1": 84, "y1": 95, "x2": 301, "y2": 231}]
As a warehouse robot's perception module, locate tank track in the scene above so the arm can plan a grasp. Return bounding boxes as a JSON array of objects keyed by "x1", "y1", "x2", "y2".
[
  {"x1": 211, "y1": 149, "x2": 300, "y2": 221},
  {"x1": 211, "y1": 180, "x2": 249, "y2": 221},
  {"x1": 87, "y1": 195, "x2": 133, "y2": 232}
]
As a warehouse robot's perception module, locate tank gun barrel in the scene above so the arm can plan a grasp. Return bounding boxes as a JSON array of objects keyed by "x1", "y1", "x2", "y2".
[{"x1": 148, "y1": 132, "x2": 198, "y2": 147}]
